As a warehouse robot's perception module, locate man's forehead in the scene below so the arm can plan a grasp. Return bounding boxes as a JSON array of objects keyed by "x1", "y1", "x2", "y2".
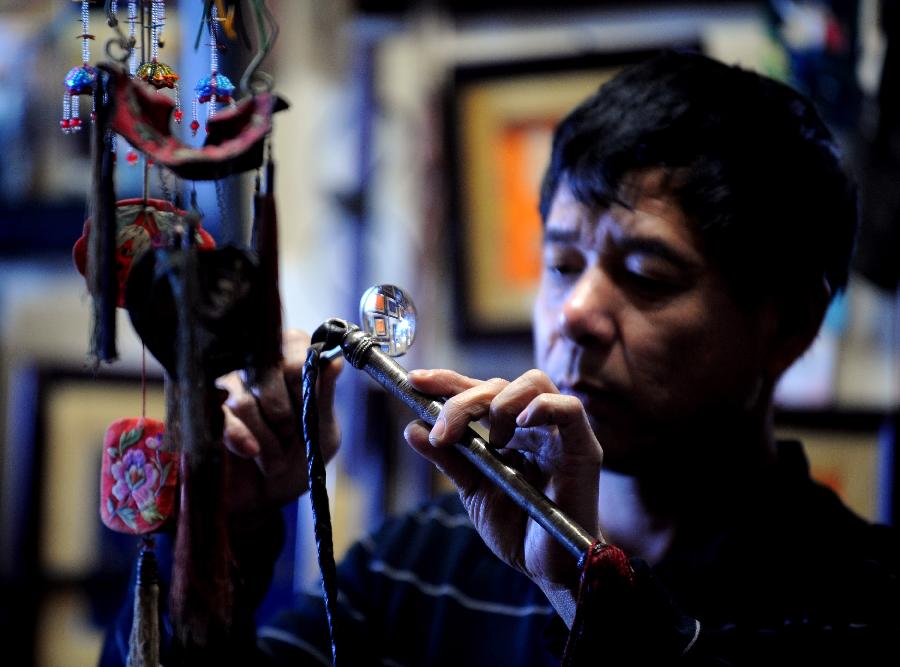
[{"x1": 544, "y1": 180, "x2": 706, "y2": 267}]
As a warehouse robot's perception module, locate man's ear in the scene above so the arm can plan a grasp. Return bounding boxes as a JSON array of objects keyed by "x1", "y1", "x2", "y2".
[{"x1": 763, "y1": 277, "x2": 833, "y2": 381}]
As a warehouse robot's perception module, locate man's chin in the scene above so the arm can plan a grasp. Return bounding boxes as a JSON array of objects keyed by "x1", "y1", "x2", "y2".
[{"x1": 589, "y1": 422, "x2": 674, "y2": 475}]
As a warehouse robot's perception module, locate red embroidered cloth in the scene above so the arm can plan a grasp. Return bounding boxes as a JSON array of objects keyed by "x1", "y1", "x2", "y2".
[
  {"x1": 100, "y1": 417, "x2": 178, "y2": 534},
  {"x1": 73, "y1": 198, "x2": 215, "y2": 307}
]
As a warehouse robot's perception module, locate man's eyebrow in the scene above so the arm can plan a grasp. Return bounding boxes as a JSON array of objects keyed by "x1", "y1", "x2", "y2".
[
  {"x1": 616, "y1": 237, "x2": 697, "y2": 269},
  {"x1": 542, "y1": 228, "x2": 581, "y2": 244},
  {"x1": 544, "y1": 227, "x2": 697, "y2": 269}
]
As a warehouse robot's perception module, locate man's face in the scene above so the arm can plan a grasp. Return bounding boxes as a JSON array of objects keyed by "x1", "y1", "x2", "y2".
[{"x1": 533, "y1": 174, "x2": 773, "y2": 472}]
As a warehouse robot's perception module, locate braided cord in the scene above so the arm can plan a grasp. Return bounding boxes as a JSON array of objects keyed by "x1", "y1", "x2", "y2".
[{"x1": 302, "y1": 345, "x2": 339, "y2": 665}]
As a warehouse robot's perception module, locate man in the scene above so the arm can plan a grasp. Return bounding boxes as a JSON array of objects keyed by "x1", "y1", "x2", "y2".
[{"x1": 101, "y1": 51, "x2": 898, "y2": 665}]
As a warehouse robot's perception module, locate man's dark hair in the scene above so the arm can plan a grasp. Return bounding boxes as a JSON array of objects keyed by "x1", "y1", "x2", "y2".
[{"x1": 540, "y1": 50, "x2": 857, "y2": 302}]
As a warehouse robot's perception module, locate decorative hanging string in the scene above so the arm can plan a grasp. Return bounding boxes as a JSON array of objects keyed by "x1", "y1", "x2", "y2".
[
  {"x1": 128, "y1": 1, "x2": 138, "y2": 76},
  {"x1": 191, "y1": 3, "x2": 235, "y2": 137},
  {"x1": 302, "y1": 344, "x2": 340, "y2": 666},
  {"x1": 61, "y1": 0, "x2": 98, "y2": 133}
]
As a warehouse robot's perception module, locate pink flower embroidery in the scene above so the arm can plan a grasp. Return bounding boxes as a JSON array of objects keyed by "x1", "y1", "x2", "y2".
[{"x1": 111, "y1": 449, "x2": 160, "y2": 511}]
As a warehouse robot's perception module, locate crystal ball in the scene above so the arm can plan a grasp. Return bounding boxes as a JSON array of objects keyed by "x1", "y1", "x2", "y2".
[{"x1": 359, "y1": 284, "x2": 417, "y2": 357}]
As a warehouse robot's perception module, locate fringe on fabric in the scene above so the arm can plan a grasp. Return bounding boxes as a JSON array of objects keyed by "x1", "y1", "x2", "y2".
[
  {"x1": 302, "y1": 345, "x2": 339, "y2": 666},
  {"x1": 88, "y1": 70, "x2": 119, "y2": 363},
  {"x1": 127, "y1": 540, "x2": 160, "y2": 667},
  {"x1": 562, "y1": 542, "x2": 635, "y2": 667}
]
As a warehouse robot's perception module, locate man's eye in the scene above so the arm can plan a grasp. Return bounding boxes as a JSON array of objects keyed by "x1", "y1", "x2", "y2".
[
  {"x1": 545, "y1": 261, "x2": 582, "y2": 280},
  {"x1": 620, "y1": 268, "x2": 684, "y2": 298},
  {"x1": 549, "y1": 263, "x2": 578, "y2": 275}
]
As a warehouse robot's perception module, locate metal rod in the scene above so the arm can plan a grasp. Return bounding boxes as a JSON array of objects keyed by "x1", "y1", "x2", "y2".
[{"x1": 340, "y1": 329, "x2": 599, "y2": 558}]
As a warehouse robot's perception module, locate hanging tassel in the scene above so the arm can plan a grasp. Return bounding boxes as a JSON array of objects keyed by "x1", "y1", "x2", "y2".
[
  {"x1": 88, "y1": 70, "x2": 119, "y2": 362},
  {"x1": 127, "y1": 539, "x2": 160, "y2": 667},
  {"x1": 249, "y1": 157, "x2": 283, "y2": 383},
  {"x1": 166, "y1": 221, "x2": 233, "y2": 661}
]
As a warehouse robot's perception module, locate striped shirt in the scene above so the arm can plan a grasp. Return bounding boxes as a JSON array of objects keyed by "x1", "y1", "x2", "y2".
[
  {"x1": 100, "y1": 442, "x2": 900, "y2": 665},
  {"x1": 257, "y1": 494, "x2": 562, "y2": 666}
]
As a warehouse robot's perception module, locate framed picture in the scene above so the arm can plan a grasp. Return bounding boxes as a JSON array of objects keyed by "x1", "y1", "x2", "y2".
[
  {"x1": 2, "y1": 365, "x2": 166, "y2": 666},
  {"x1": 447, "y1": 49, "x2": 680, "y2": 339},
  {"x1": 774, "y1": 408, "x2": 895, "y2": 524}
]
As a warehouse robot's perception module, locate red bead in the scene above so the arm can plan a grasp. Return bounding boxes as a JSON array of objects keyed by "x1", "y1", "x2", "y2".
[
  {"x1": 90, "y1": 111, "x2": 96, "y2": 121},
  {"x1": 174, "y1": 110, "x2": 184, "y2": 122},
  {"x1": 126, "y1": 151, "x2": 139, "y2": 165},
  {"x1": 72, "y1": 118, "x2": 82, "y2": 127},
  {"x1": 190, "y1": 119, "x2": 199, "y2": 130},
  {"x1": 60, "y1": 119, "x2": 70, "y2": 128}
]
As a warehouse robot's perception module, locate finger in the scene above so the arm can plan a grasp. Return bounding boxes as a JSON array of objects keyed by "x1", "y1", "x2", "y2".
[
  {"x1": 404, "y1": 420, "x2": 483, "y2": 494},
  {"x1": 488, "y1": 369, "x2": 559, "y2": 450},
  {"x1": 215, "y1": 370, "x2": 244, "y2": 396},
  {"x1": 225, "y1": 378, "x2": 288, "y2": 476},
  {"x1": 407, "y1": 368, "x2": 483, "y2": 396},
  {"x1": 222, "y1": 405, "x2": 261, "y2": 458},
  {"x1": 250, "y1": 367, "x2": 299, "y2": 447},
  {"x1": 515, "y1": 393, "x2": 603, "y2": 466},
  {"x1": 429, "y1": 377, "x2": 510, "y2": 447}
]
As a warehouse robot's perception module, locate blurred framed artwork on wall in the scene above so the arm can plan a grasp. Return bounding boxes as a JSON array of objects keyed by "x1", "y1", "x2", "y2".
[{"x1": 446, "y1": 48, "x2": 692, "y2": 339}]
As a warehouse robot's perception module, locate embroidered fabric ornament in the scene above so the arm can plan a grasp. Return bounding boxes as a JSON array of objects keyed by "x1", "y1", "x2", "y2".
[
  {"x1": 73, "y1": 198, "x2": 216, "y2": 308},
  {"x1": 100, "y1": 417, "x2": 177, "y2": 535},
  {"x1": 99, "y1": 63, "x2": 286, "y2": 181}
]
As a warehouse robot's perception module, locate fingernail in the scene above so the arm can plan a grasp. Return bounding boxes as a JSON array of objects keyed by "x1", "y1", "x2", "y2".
[
  {"x1": 429, "y1": 418, "x2": 445, "y2": 445},
  {"x1": 516, "y1": 409, "x2": 528, "y2": 426}
]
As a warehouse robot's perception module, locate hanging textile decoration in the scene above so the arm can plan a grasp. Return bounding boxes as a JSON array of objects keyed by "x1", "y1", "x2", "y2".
[
  {"x1": 191, "y1": 3, "x2": 235, "y2": 137},
  {"x1": 100, "y1": 417, "x2": 177, "y2": 534},
  {"x1": 248, "y1": 157, "x2": 282, "y2": 382},
  {"x1": 61, "y1": 0, "x2": 97, "y2": 134},
  {"x1": 99, "y1": 63, "x2": 284, "y2": 181},
  {"x1": 124, "y1": 239, "x2": 264, "y2": 658},
  {"x1": 98, "y1": 416, "x2": 176, "y2": 667},
  {"x1": 73, "y1": 198, "x2": 216, "y2": 307},
  {"x1": 125, "y1": 244, "x2": 261, "y2": 381},
  {"x1": 71, "y1": 0, "x2": 288, "y2": 660},
  {"x1": 86, "y1": 66, "x2": 119, "y2": 362}
]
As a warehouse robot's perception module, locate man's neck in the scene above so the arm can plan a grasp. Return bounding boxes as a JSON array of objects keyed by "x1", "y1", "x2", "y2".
[{"x1": 597, "y1": 417, "x2": 778, "y2": 564}]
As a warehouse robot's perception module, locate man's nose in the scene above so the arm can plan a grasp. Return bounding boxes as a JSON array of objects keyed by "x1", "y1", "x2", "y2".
[{"x1": 559, "y1": 267, "x2": 618, "y2": 347}]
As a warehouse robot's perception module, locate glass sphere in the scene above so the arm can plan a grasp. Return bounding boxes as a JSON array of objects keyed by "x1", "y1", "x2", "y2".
[{"x1": 359, "y1": 284, "x2": 417, "y2": 357}]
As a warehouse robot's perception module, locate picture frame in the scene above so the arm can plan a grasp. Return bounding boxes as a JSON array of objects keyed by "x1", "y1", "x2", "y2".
[
  {"x1": 2, "y1": 365, "x2": 166, "y2": 666},
  {"x1": 446, "y1": 48, "x2": 682, "y2": 339},
  {"x1": 774, "y1": 408, "x2": 895, "y2": 524}
]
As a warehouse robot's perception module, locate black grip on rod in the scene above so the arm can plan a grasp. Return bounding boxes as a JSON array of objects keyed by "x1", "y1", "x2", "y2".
[{"x1": 341, "y1": 329, "x2": 597, "y2": 558}]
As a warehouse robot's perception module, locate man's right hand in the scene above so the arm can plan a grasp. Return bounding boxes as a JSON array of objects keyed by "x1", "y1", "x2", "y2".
[{"x1": 217, "y1": 328, "x2": 343, "y2": 529}]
